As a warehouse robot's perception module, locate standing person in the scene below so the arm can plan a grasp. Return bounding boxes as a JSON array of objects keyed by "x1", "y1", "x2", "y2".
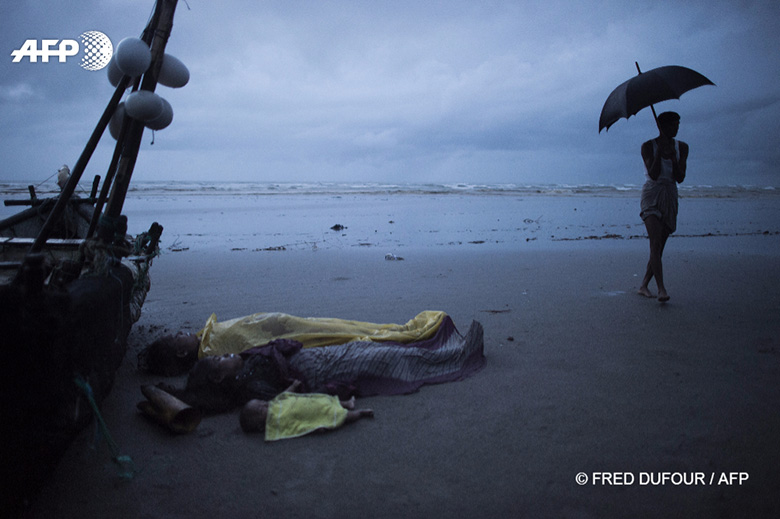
[{"x1": 638, "y1": 111, "x2": 688, "y2": 302}]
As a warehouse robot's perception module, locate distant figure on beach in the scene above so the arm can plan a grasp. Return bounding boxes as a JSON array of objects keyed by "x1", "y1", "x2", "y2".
[
  {"x1": 56, "y1": 165, "x2": 70, "y2": 191},
  {"x1": 240, "y1": 380, "x2": 374, "y2": 441},
  {"x1": 638, "y1": 111, "x2": 688, "y2": 302}
]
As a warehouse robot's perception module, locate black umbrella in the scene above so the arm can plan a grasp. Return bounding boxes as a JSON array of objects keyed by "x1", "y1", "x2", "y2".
[{"x1": 599, "y1": 62, "x2": 714, "y2": 133}]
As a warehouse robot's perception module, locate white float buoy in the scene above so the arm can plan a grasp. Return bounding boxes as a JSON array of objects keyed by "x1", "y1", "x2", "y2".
[
  {"x1": 109, "y1": 102, "x2": 126, "y2": 140},
  {"x1": 145, "y1": 97, "x2": 173, "y2": 130},
  {"x1": 125, "y1": 90, "x2": 164, "y2": 122},
  {"x1": 158, "y1": 54, "x2": 190, "y2": 88},
  {"x1": 114, "y1": 37, "x2": 151, "y2": 77},
  {"x1": 106, "y1": 56, "x2": 124, "y2": 87}
]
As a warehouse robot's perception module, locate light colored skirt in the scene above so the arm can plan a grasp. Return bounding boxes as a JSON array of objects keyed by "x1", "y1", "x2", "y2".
[{"x1": 640, "y1": 179, "x2": 678, "y2": 233}]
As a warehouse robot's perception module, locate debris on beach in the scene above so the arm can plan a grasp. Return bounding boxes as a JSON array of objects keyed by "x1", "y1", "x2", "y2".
[
  {"x1": 167, "y1": 238, "x2": 188, "y2": 252},
  {"x1": 137, "y1": 385, "x2": 202, "y2": 435},
  {"x1": 674, "y1": 230, "x2": 780, "y2": 238},
  {"x1": 385, "y1": 253, "x2": 404, "y2": 261},
  {"x1": 330, "y1": 224, "x2": 347, "y2": 231},
  {"x1": 552, "y1": 234, "x2": 625, "y2": 241}
]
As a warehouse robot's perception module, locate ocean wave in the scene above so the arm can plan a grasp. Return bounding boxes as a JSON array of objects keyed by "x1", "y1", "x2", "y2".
[
  {"x1": 1, "y1": 181, "x2": 778, "y2": 200},
  {"x1": 106, "y1": 181, "x2": 780, "y2": 199}
]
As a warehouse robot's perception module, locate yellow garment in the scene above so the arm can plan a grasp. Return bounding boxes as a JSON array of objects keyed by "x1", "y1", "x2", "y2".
[
  {"x1": 265, "y1": 392, "x2": 347, "y2": 442},
  {"x1": 198, "y1": 310, "x2": 446, "y2": 358}
]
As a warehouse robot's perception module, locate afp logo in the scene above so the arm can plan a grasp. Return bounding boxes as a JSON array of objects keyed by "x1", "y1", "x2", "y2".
[{"x1": 10, "y1": 31, "x2": 113, "y2": 71}]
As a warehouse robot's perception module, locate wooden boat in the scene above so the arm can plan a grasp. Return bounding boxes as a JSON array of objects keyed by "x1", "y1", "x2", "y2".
[
  {"x1": 1, "y1": 178, "x2": 98, "y2": 273},
  {"x1": 0, "y1": 1, "x2": 181, "y2": 514}
]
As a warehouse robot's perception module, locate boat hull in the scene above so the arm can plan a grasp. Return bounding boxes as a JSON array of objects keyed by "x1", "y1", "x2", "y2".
[{"x1": 0, "y1": 258, "x2": 139, "y2": 515}]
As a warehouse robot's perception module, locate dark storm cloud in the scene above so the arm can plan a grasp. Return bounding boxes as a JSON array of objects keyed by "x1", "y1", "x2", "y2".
[{"x1": 1, "y1": 0, "x2": 779, "y2": 186}]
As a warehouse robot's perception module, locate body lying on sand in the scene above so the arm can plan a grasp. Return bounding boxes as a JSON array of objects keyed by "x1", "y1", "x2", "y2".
[
  {"x1": 137, "y1": 313, "x2": 485, "y2": 437},
  {"x1": 240, "y1": 380, "x2": 374, "y2": 442}
]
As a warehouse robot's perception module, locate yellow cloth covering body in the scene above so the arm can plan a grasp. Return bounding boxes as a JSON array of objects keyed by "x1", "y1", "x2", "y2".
[
  {"x1": 265, "y1": 392, "x2": 347, "y2": 442},
  {"x1": 197, "y1": 310, "x2": 446, "y2": 358}
]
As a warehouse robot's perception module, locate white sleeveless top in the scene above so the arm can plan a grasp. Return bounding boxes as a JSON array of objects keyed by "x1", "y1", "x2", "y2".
[{"x1": 646, "y1": 140, "x2": 679, "y2": 182}]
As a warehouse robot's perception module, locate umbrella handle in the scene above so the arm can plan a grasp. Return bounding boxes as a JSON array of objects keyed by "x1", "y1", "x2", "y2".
[{"x1": 635, "y1": 62, "x2": 661, "y2": 132}]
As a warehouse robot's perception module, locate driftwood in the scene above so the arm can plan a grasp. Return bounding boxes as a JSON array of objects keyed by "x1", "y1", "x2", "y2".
[{"x1": 137, "y1": 385, "x2": 202, "y2": 434}]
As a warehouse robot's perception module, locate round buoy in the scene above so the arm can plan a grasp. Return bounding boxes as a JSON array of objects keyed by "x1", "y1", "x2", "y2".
[
  {"x1": 158, "y1": 54, "x2": 190, "y2": 88},
  {"x1": 106, "y1": 56, "x2": 124, "y2": 86},
  {"x1": 114, "y1": 37, "x2": 151, "y2": 77},
  {"x1": 146, "y1": 97, "x2": 173, "y2": 130},
  {"x1": 109, "y1": 102, "x2": 126, "y2": 140},
  {"x1": 125, "y1": 90, "x2": 164, "y2": 122}
]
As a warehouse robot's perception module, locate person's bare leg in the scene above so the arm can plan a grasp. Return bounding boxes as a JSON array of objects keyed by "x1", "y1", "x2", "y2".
[
  {"x1": 343, "y1": 409, "x2": 374, "y2": 424},
  {"x1": 656, "y1": 226, "x2": 671, "y2": 302},
  {"x1": 638, "y1": 218, "x2": 656, "y2": 298},
  {"x1": 638, "y1": 261, "x2": 655, "y2": 298},
  {"x1": 642, "y1": 216, "x2": 670, "y2": 301}
]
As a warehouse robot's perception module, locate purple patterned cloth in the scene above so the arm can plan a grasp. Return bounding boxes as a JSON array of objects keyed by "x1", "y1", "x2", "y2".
[{"x1": 238, "y1": 316, "x2": 485, "y2": 398}]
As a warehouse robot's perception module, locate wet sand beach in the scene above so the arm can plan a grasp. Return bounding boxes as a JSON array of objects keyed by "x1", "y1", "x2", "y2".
[{"x1": 11, "y1": 186, "x2": 780, "y2": 517}]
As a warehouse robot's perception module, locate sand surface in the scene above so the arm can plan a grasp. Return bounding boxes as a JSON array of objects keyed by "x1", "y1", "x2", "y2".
[{"x1": 27, "y1": 236, "x2": 780, "y2": 518}]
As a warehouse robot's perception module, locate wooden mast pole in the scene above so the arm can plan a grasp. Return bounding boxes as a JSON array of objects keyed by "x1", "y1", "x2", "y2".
[
  {"x1": 27, "y1": 76, "x2": 130, "y2": 254},
  {"x1": 96, "y1": 0, "x2": 179, "y2": 245}
]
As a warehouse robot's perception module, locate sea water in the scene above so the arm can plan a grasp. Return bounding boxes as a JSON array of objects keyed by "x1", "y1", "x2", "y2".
[{"x1": 2, "y1": 181, "x2": 778, "y2": 254}]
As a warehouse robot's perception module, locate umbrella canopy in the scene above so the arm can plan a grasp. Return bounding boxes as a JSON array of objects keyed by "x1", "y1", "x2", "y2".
[{"x1": 599, "y1": 65, "x2": 714, "y2": 132}]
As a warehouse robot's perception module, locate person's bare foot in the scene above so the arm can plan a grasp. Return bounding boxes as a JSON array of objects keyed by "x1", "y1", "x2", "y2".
[
  {"x1": 341, "y1": 396, "x2": 356, "y2": 410},
  {"x1": 658, "y1": 290, "x2": 670, "y2": 303},
  {"x1": 637, "y1": 286, "x2": 654, "y2": 298}
]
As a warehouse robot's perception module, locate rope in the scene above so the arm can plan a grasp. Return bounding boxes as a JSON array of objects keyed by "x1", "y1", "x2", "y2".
[
  {"x1": 73, "y1": 375, "x2": 137, "y2": 480},
  {"x1": 32, "y1": 174, "x2": 89, "y2": 197}
]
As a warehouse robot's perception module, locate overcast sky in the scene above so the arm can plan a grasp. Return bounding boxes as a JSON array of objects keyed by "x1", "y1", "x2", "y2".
[{"x1": 2, "y1": 0, "x2": 779, "y2": 187}]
